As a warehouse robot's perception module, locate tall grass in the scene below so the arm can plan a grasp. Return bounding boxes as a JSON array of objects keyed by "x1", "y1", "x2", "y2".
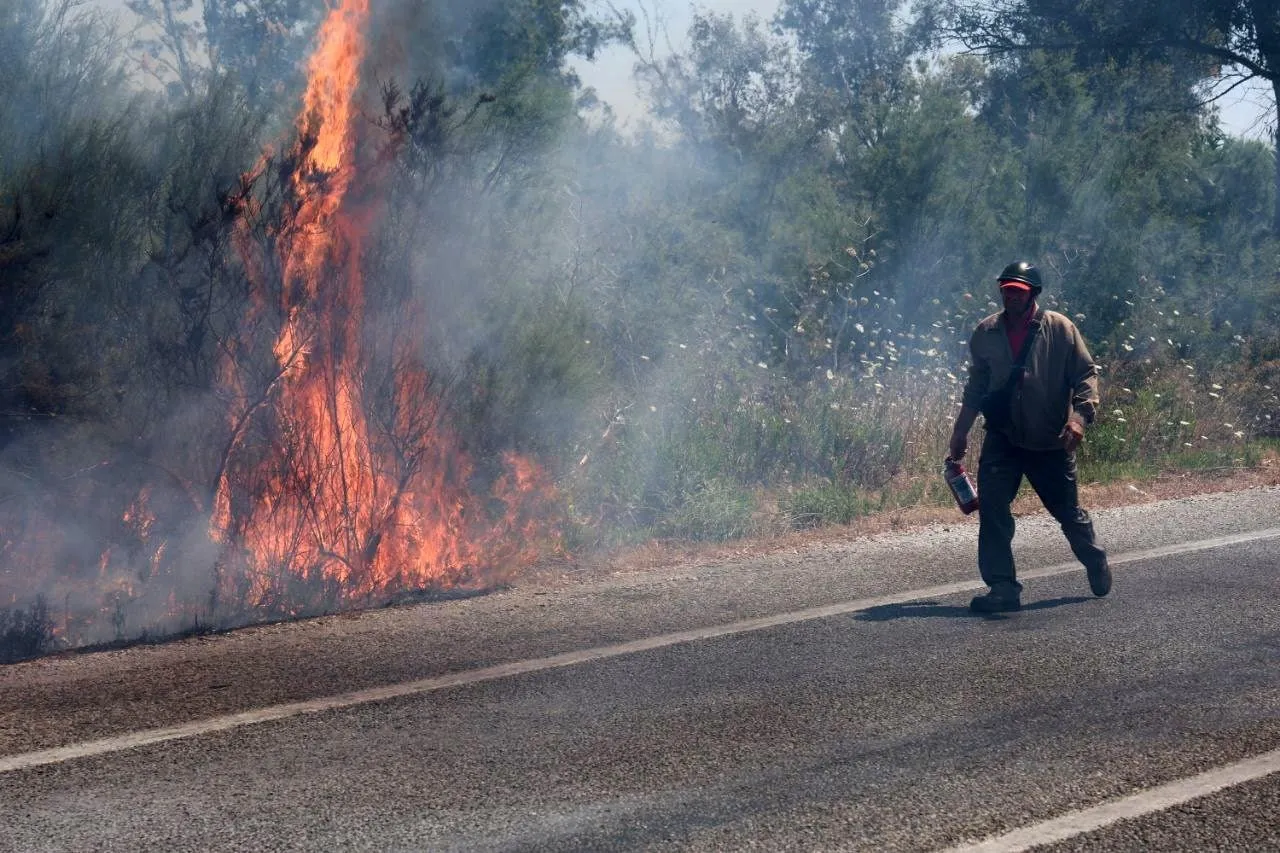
[{"x1": 562, "y1": 285, "x2": 1279, "y2": 546}]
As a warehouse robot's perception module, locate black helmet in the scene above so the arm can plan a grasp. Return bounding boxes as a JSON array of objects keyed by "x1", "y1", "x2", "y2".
[{"x1": 997, "y1": 261, "x2": 1043, "y2": 295}]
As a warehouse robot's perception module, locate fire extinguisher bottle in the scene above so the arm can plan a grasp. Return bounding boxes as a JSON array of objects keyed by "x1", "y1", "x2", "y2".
[{"x1": 945, "y1": 458, "x2": 980, "y2": 515}]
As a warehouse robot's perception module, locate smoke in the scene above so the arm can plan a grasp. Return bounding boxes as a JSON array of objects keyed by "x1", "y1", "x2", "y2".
[
  {"x1": 4, "y1": 0, "x2": 1269, "y2": 659},
  {"x1": 0, "y1": 0, "x2": 1006, "y2": 652}
]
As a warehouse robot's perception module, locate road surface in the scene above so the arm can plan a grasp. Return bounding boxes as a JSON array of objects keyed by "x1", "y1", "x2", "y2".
[{"x1": 2, "y1": 487, "x2": 1278, "y2": 851}]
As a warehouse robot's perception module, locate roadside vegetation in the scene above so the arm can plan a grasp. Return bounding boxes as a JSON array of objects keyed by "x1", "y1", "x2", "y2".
[{"x1": 2, "y1": 0, "x2": 1279, "y2": 662}]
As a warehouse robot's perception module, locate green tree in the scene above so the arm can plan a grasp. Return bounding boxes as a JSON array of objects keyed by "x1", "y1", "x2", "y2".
[
  {"x1": 946, "y1": 0, "x2": 1280, "y2": 233},
  {"x1": 778, "y1": 0, "x2": 941, "y2": 146},
  {"x1": 1, "y1": 0, "x2": 135, "y2": 441},
  {"x1": 203, "y1": 0, "x2": 319, "y2": 105},
  {"x1": 772, "y1": 1, "x2": 997, "y2": 353},
  {"x1": 124, "y1": 0, "x2": 204, "y2": 97}
]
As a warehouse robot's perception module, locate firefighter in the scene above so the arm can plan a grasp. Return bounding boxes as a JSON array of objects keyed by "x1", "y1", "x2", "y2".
[{"x1": 948, "y1": 261, "x2": 1112, "y2": 613}]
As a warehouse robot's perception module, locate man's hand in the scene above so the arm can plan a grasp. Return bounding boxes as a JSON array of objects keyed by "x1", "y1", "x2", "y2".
[{"x1": 1060, "y1": 416, "x2": 1085, "y2": 453}]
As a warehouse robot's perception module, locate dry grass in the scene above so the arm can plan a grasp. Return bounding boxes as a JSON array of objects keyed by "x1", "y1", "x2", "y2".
[{"x1": 535, "y1": 447, "x2": 1280, "y2": 586}]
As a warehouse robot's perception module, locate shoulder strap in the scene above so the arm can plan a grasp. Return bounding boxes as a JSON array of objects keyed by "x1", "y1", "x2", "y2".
[{"x1": 1012, "y1": 308, "x2": 1045, "y2": 372}]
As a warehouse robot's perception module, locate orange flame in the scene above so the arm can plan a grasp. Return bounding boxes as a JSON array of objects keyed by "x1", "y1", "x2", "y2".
[
  {"x1": 3, "y1": 0, "x2": 561, "y2": 652},
  {"x1": 212, "y1": 0, "x2": 560, "y2": 606}
]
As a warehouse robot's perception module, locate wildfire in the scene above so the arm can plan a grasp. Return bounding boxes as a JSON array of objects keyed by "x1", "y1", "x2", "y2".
[
  {"x1": 210, "y1": 0, "x2": 560, "y2": 604},
  {"x1": 0, "y1": 0, "x2": 560, "y2": 655}
]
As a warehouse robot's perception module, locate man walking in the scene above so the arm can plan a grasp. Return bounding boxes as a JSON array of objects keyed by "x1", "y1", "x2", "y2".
[{"x1": 948, "y1": 261, "x2": 1112, "y2": 613}]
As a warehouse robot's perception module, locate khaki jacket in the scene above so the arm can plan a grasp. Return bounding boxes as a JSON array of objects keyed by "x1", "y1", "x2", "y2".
[{"x1": 961, "y1": 308, "x2": 1100, "y2": 451}]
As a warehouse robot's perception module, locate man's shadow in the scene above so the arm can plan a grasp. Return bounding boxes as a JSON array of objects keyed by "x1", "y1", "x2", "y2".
[{"x1": 854, "y1": 595, "x2": 1093, "y2": 622}]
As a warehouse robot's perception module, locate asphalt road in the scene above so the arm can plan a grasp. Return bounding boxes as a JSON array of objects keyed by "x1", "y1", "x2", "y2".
[{"x1": 1, "y1": 488, "x2": 1278, "y2": 852}]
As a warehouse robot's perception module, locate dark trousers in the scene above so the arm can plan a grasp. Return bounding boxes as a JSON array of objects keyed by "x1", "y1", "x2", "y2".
[{"x1": 976, "y1": 429, "x2": 1107, "y2": 596}]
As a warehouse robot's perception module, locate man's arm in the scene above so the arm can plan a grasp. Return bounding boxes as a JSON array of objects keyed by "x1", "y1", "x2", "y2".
[
  {"x1": 1066, "y1": 323, "x2": 1100, "y2": 426},
  {"x1": 949, "y1": 404, "x2": 980, "y2": 460},
  {"x1": 1060, "y1": 322, "x2": 1100, "y2": 452},
  {"x1": 951, "y1": 330, "x2": 989, "y2": 460}
]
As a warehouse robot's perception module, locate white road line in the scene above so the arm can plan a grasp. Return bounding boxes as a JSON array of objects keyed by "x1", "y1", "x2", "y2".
[
  {"x1": 1, "y1": 527, "x2": 1277, "y2": 775},
  {"x1": 942, "y1": 747, "x2": 1280, "y2": 852}
]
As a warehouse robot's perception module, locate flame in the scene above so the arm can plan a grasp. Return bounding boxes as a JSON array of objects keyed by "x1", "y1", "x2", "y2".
[
  {"x1": 211, "y1": 0, "x2": 560, "y2": 606},
  {"x1": 0, "y1": 0, "x2": 560, "y2": 653}
]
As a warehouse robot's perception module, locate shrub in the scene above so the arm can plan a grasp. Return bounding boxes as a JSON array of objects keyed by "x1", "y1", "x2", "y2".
[
  {"x1": 783, "y1": 482, "x2": 876, "y2": 529},
  {"x1": 659, "y1": 478, "x2": 759, "y2": 542},
  {"x1": 0, "y1": 596, "x2": 55, "y2": 664}
]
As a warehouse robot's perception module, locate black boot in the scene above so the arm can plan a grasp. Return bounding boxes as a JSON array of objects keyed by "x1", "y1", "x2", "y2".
[
  {"x1": 1087, "y1": 560, "x2": 1112, "y2": 597},
  {"x1": 969, "y1": 590, "x2": 1022, "y2": 613}
]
